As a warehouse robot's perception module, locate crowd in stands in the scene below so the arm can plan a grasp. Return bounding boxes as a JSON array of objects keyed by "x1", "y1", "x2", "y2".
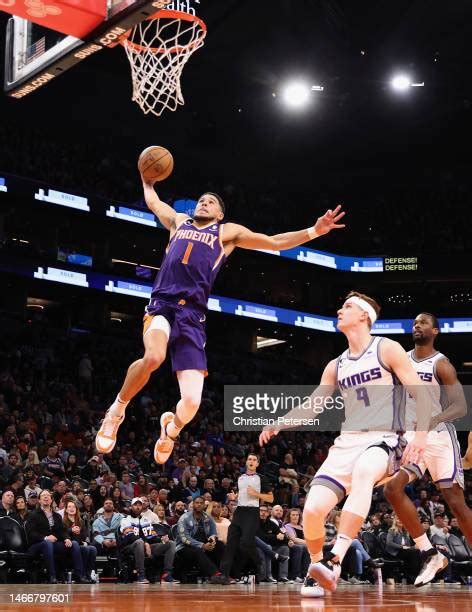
[
  {"x1": 1, "y1": 121, "x2": 472, "y2": 257},
  {"x1": 0, "y1": 315, "x2": 470, "y2": 585}
]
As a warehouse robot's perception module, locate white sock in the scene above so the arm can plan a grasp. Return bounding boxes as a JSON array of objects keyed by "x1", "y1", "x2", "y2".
[
  {"x1": 166, "y1": 418, "x2": 182, "y2": 440},
  {"x1": 109, "y1": 394, "x2": 128, "y2": 418},
  {"x1": 413, "y1": 533, "x2": 433, "y2": 552},
  {"x1": 310, "y1": 551, "x2": 323, "y2": 564},
  {"x1": 331, "y1": 534, "x2": 353, "y2": 563}
]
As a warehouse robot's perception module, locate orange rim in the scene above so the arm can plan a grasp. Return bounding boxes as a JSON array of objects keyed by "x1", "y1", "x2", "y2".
[{"x1": 120, "y1": 9, "x2": 206, "y2": 54}]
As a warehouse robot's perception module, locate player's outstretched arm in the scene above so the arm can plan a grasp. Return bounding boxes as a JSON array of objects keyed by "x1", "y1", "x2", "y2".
[
  {"x1": 258, "y1": 359, "x2": 337, "y2": 446},
  {"x1": 429, "y1": 359, "x2": 467, "y2": 429},
  {"x1": 142, "y1": 178, "x2": 184, "y2": 231},
  {"x1": 227, "y1": 205, "x2": 345, "y2": 251}
]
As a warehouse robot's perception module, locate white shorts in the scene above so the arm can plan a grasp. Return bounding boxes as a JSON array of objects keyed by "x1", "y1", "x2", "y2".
[
  {"x1": 402, "y1": 424, "x2": 464, "y2": 489},
  {"x1": 310, "y1": 431, "x2": 400, "y2": 501}
]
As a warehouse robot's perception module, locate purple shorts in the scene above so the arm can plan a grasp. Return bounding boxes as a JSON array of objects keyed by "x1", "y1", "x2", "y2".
[{"x1": 144, "y1": 298, "x2": 207, "y2": 374}]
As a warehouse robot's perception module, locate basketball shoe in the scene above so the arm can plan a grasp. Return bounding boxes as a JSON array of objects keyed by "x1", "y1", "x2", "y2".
[
  {"x1": 96, "y1": 410, "x2": 124, "y2": 454},
  {"x1": 300, "y1": 575, "x2": 325, "y2": 597},
  {"x1": 414, "y1": 549, "x2": 448, "y2": 587},
  {"x1": 308, "y1": 552, "x2": 341, "y2": 592},
  {"x1": 154, "y1": 412, "x2": 176, "y2": 464}
]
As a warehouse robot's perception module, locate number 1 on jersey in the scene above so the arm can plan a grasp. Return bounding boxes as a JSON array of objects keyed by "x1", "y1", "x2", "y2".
[{"x1": 182, "y1": 241, "x2": 193, "y2": 265}]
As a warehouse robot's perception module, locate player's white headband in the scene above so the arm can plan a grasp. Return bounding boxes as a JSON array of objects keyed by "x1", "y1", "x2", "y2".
[{"x1": 345, "y1": 296, "x2": 378, "y2": 325}]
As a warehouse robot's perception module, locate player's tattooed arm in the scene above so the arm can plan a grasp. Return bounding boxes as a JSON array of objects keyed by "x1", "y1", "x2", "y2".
[{"x1": 225, "y1": 205, "x2": 345, "y2": 251}]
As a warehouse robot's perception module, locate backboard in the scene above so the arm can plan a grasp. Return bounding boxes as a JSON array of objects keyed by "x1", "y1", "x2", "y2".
[{"x1": 3, "y1": 0, "x2": 175, "y2": 98}]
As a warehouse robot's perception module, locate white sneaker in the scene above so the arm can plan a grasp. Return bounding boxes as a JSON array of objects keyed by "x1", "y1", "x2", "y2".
[
  {"x1": 96, "y1": 409, "x2": 124, "y2": 454},
  {"x1": 294, "y1": 576, "x2": 304, "y2": 583},
  {"x1": 308, "y1": 555, "x2": 341, "y2": 592},
  {"x1": 154, "y1": 412, "x2": 176, "y2": 464},
  {"x1": 300, "y1": 576, "x2": 325, "y2": 597},
  {"x1": 414, "y1": 549, "x2": 448, "y2": 587}
]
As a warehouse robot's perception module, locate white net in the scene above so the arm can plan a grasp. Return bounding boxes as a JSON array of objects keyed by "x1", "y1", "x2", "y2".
[{"x1": 121, "y1": 10, "x2": 206, "y2": 117}]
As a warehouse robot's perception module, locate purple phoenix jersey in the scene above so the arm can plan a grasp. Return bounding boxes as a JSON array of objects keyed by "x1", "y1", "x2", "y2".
[
  {"x1": 143, "y1": 218, "x2": 226, "y2": 373},
  {"x1": 149, "y1": 218, "x2": 226, "y2": 312}
]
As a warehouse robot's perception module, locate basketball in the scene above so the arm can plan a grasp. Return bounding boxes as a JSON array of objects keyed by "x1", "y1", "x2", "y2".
[{"x1": 138, "y1": 146, "x2": 174, "y2": 182}]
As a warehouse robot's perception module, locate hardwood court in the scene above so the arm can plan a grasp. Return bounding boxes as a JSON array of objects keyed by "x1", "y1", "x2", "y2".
[{"x1": 1, "y1": 583, "x2": 471, "y2": 612}]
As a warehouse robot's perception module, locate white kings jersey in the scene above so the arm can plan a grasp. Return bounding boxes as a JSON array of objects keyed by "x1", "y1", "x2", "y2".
[
  {"x1": 336, "y1": 337, "x2": 404, "y2": 433},
  {"x1": 405, "y1": 350, "x2": 445, "y2": 431}
]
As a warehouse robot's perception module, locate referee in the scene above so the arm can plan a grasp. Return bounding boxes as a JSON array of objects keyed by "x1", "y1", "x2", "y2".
[{"x1": 220, "y1": 454, "x2": 274, "y2": 582}]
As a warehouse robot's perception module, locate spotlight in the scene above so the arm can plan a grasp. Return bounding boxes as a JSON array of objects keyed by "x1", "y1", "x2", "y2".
[
  {"x1": 282, "y1": 81, "x2": 311, "y2": 109},
  {"x1": 391, "y1": 74, "x2": 411, "y2": 91}
]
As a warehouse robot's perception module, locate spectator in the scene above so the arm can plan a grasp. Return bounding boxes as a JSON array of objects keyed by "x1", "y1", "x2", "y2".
[
  {"x1": 157, "y1": 489, "x2": 169, "y2": 511},
  {"x1": 278, "y1": 453, "x2": 298, "y2": 487},
  {"x1": 52, "y1": 481, "x2": 68, "y2": 506},
  {"x1": 92, "y1": 498, "x2": 122, "y2": 555},
  {"x1": 283, "y1": 507, "x2": 309, "y2": 582},
  {"x1": 24, "y1": 472, "x2": 42, "y2": 499},
  {"x1": 55, "y1": 424, "x2": 76, "y2": 448},
  {"x1": 430, "y1": 513, "x2": 449, "y2": 538},
  {"x1": 3, "y1": 454, "x2": 21, "y2": 482},
  {"x1": 168, "y1": 500, "x2": 187, "y2": 526},
  {"x1": 449, "y1": 517, "x2": 464, "y2": 539},
  {"x1": 23, "y1": 450, "x2": 41, "y2": 470},
  {"x1": 118, "y1": 472, "x2": 134, "y2": 501},
  {"x1": 257, "y1": 505, "x2": 290, "y2": 583},
  {"x1": 155, "y1": 504, "x2": 172, "y2": 536},
  {"x1": 65, "y1": 455, "x2": 81, "y2": 480},
  {"x1": 119, "y1": 498, "x2": 162, "y2": 583},
  {"x1": 81, "y1": 457, "x2": 101, "y2": 482},
  {"x1": 10, "y1": 475, "x2": 25, "y2": 498},
  {"x1": 134, "y1": 475, "x2": 150, "y2": 498},
  {"x1": 26, "y1": 491, "x2": 40, "y2": 512},
  {"x1": 11, "y1": 495, "x2": 30, "y2": 526},
  {"x1": 207, "y1": 501, "x2": 231, "y2": 545},
  {"x1": 41, "y1": 446, "x2": 65, "y2": 478},
  {"x1": 122, "y1": 499, "x2": 178, "y2": 583},
  {"x1": 140, "y1": 495, "x2": 159, "y2": 524},
  {"x1": 385, "y1": 516, "x2": 421, "y2": 584},
  {"x1": 25, "y1": 490, "x2": 87, "y2": 584},
  {"x1": 108, "y1": 486, "x2": 126, "y2": 514},
  {"x1": 63, "y1": 500, "x2": 95, "y2": 582},
  {"x1": 93, "y1": 485, "x2": 110, "y2": 511},
  {"x1": 0, "y1": 490, "x2": 15, "y2": 516},
  {"x1": 82, "y1": 494, "x2": 96, "y2": 520},
  {"x1": 175, "y1": 497, "x2": 226, "y2": 583},
  {"x1": 148, "y1": 488, "x2": 159, "y2": 510},
  {"x1": 184, "y1": 476, "x2": 201, "y2": 502}
]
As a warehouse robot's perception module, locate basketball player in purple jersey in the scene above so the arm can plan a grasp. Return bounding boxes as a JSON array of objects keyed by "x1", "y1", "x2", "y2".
[{"x1": 96, "y1": 177, "x2": 346, "y2": 464}]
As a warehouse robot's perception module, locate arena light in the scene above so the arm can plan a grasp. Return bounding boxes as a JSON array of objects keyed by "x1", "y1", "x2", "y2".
[
  {"x1": 281, "y1": 81, "x2": 312, "y2": 109},
  {"x1": 391, "y1": 74, "x2": 424, "y2": 92},
  {"x1": 391, "y1": 74, "x2": 411, "y2": 91}
]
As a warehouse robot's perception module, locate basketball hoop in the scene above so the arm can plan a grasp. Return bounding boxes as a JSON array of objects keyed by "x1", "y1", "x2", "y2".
[{"x1": 120, "y1": 10, "x2": 206, "y2": 117}]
